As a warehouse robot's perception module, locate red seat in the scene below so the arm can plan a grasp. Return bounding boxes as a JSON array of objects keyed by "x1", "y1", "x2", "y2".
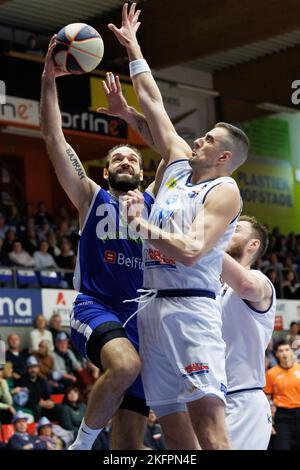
[
  {"x1": 1, "y1": 424, "x2": 15, "y2": 443},
  {"x1": 27, "y1": 422, "x2": 37, "y2": 435},
  {"x1": 50, "y1": 394, "x2": 64, "y2": 404}
]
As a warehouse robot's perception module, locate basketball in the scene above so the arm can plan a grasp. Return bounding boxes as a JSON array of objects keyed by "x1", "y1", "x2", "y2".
[{"x1": 53, "y1": 23, "x2": 104, "y2": 74}]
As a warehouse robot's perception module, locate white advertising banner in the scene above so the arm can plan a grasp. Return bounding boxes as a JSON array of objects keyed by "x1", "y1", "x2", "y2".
[
  {"x1": 0, "y1": 95, "x2": 39, "y2": 127},
  {"x1": 41, "y1": 289, "x2": 77, "y2": 327},
  {"x1": 275, "y1": 299, "x2": 300, "y2": 330}
]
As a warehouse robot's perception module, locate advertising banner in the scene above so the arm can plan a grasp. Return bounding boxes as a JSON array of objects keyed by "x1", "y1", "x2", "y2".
[
  {"x1": 0, "y1": 289, "x2": 42, "y2": 326},
  {"x1": 41, "y1": 289, "x2": 77, "y2": 327}
]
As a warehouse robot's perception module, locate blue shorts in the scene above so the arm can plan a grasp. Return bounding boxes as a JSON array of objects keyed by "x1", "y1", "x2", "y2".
[{"x1": 71, "y1": 293, "x2": 145, "y2": 401}]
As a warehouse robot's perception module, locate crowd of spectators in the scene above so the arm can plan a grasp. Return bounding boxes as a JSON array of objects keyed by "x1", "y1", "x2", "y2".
[
  {"x1": 0, "y1": 313, "x2": 165, "y2": 450},
  {"x1": 1, "y1": 202, "x2": 300, "y2": 297},
  {"x1": 254, "y1": 227, "x2": 300, "y2": 299},
  {"x1": 0, "y1": 201, "x2": 78, "y2": 288}
]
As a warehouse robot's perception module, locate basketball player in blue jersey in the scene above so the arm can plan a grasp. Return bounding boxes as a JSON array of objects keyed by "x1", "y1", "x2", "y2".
[
  {"x1": 40, "y1": 36, "x2": 164, "y2": 450},
  {"x1": 221, "y1": 216, "x2": 275, "y2": 449},
  {"x1": 108, "y1": 4, "x2": 249, "y2": 450}
]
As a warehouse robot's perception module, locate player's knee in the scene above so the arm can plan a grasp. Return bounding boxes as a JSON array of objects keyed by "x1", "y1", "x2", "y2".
[{"x1": 107, "y1": 354, "x2": 141, "y2": 388}]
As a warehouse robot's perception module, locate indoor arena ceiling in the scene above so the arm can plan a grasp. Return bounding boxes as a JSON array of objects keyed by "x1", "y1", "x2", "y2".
[{"x1": 2, "y1": 0, "x2": 300, "y2": 121}]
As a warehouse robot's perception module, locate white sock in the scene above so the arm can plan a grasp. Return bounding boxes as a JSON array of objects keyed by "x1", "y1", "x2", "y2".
[{"x1": 68, "y1": 419, "x2": 103, "y2": 450}]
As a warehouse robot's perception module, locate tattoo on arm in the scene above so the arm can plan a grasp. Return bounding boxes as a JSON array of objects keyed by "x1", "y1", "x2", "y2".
[
  {"x1": 66, "y1": 148, "x2": 86, "y2": 180},
  {"x1": 137, "y1": 117, "x2": 155, "y2": 146}
]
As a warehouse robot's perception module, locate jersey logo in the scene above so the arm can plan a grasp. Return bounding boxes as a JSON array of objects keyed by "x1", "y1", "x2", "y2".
[
  {"x1": 104, "y1": 250, "x2": 116, "y2": 264},
  {"x1": 166, "y1": 171, "x2": 189, "y2": 189},
  {"x1": 144, "y1": 248, "x2": 176, "y2": 269},
  {"x1": 182, "y1": 362, "x2": 209, "y2": 378}
]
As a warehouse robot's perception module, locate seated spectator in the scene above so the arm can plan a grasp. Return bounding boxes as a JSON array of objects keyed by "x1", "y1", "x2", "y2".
[
  {"x1": 37, "y1": 219, "x2": 53, "y2": 242},
  {"x1": 26, "y1": 34, "x2": 44, "y2": 56},
  {"x1": 6, "y1": 410, "x2": 48, "y2": 450},
  {"x1": 8, "y1": 204, "x2": 22, "y2": 230},
  {"x1": 22, "y1": 228, "x2": 39, "y2": 255},
  {"x1": 0, "y1": 236, "x2": 11, "y2": 266},
  {"x1": 47, "y1": 232, "x2": 61, "y2": 258},
  {"x1": 56, "y1": 238, "x2": 75, "y2": 287},
  {"x1": 33, "y1": 240, "x2": 57, "y2": 270},
  {"x1": 55, "y1": 238, "x2": 74, "y2": 269},
  {"x1": 144, "y1": 410, "x2": 166, "y2": 450},
  {"x1": 285, "y1": 321, "x2": 300, "y2": 347},
  {"x1": 49, "y1": 313, "x2": 70, "y2": 343},
  {"x1": 266, "y1": 269, "x2": 281, "y2": 298},
  {"x1": 35, "y1": 201, "x2": 53, "y2": 226},
  {"x1": 59, "y1": 386, "x2": 86, "y2": 437},
  {"x1": 282, "y1": 270, "x2": 300, "y2": 299},
  {"x1": 37, "y1": 417, "x2": 64, "y2": 450},
  {"x1": 56, "y1": 220, "x2": 71, "y2": 242},
  {"x1": 6, "y1": 333, "x2": 28, "y2": 379},
  {"x1": 268, "y1": 253, "x2": 283, "y2": 270},
  {"x1": 26, "y1": 216, "x2": 36, "y2": 231},
  {"x1": 52, "y1": 333, "x2": 81, "y2": 390},
  {"x1": 283, "y1": 255, "x2": 297, "y2": 271},
  {"x1": 32, "y1": 340, "x2": 55, "y2": 381},
  {"x1": 29, "y1": 315, "x2": 54, "y2": 353},
  {"x1": 15, "y1": 356, "x2": 54, "y2": 421},
  {"x1": 8, "y1": 240, "x2": 35, "y2": 267},
  {"x1": 3, "y1": 229, "x2": 17, "y2": 253},
  {"x1": 2, "y1": 361, "x2": 14, "y2": 391},
  {"x1": 0, "y1": 364, "x2": 16, "y2": 424},
  {"x1": 0, "y1": 213, "x2": 9, "y2": 239}
]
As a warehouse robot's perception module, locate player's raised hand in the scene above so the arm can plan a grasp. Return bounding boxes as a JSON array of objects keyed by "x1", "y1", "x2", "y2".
[
  {"x1": 42, "y1": 35, "x2": 70, "y2": 80},
  {"x1": 108, "y1": 2, "x2": 141, "y2": 47},
  {"x1": 97, "y1": 72, "x2": 129, "y2": 117}
]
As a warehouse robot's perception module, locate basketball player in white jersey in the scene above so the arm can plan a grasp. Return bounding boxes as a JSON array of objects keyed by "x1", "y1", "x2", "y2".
[
  {"x1": 221, "y1": 215, "x2": 276, "y2": 449},
  {"x1": 109, "y1": 4, "x2": 249, "y2": 449}
]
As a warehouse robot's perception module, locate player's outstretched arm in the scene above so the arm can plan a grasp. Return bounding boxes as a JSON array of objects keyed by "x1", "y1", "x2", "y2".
[
  {"x1": 98, "y1": 71, "x2": 166, "y2": 196},
  {"x1": 109, "y1": 3, "x2": 192, "y2": 164},
  {"x1": 40, "y1": 36, "x2": 97, "y2": 221},
  {"x1": 221, "y1": 253, "x2": 272, "y2": 303}
]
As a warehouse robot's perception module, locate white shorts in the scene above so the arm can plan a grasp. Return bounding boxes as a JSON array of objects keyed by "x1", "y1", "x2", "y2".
[
  {"x1": 137, "y1": 296, "x2": 227, "y2": 407},
  {"x1": 226, "y1": 389, "x2": 272, "y2": 450}
]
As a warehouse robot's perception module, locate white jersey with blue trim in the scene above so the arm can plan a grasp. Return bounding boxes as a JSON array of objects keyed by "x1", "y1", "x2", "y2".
[
  {"x1": 221, "y1": 270, "x2": 276, "y2": 392},
  {"x1": 143, "y1": 159, "x2": 240, "y2": 294}
]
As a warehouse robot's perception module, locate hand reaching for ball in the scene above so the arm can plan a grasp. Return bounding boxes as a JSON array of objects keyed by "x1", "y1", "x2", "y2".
[{"x1": 42, "y1": 35, "x2": 70, "y2": 80}]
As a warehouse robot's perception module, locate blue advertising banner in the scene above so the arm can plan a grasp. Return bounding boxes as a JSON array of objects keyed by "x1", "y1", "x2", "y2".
[{"x1": 0, "y1": 289, "x2": 42, "y2": 326}]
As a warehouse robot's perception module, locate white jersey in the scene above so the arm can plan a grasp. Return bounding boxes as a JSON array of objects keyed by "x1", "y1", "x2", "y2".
[
  {"x1": 143, "y1": 159, "x2": 240, "y2": 294},
  {"x1": 221, "y1": 270, "x2": 276, "y2": 392}
]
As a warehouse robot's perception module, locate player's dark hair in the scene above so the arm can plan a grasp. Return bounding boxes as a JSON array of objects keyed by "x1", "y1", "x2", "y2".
[{"x1": 239, "y1": 215, "x2": 269, "y2": 262}]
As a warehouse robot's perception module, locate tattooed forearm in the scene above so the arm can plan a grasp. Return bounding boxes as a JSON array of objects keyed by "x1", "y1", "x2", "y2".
[
  {"x1": 136, "y1": 116, "x2": 155, "y2": 147},
  {"x1": 66, "y1": 148, "x2": 86, "y2": 180}
]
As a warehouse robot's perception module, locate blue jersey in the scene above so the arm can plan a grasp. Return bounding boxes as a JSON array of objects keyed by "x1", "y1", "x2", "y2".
[{"x1": 73, "y1": 186, "x2": 154, "y2": 309}]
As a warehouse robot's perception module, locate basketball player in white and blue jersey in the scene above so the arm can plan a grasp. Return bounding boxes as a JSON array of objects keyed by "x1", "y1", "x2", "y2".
[
  {"x1": 221, "y1": 215, "x2": 275, "y2": 449},
  {"x1": 109, "y1": 4, "x2": 249, "y2": 450},
  {"x1": 40, "y1": 37, "x2": 164, "y2": 450}
]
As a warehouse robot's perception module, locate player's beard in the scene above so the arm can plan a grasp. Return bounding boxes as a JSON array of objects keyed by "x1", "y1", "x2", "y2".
[
  {"x1": 108, "y1": 171, "x2": 140, "y2": 192},
  {"x1": 226, "y1": 243, "x2": 244, "y2": 261}
]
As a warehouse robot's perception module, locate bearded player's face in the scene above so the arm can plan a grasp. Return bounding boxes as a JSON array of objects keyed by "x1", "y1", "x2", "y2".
[
  {"x1": 226, "y1": 221, "x2": 253, "y2": 260},
  {"x1": 106, "y1": 147, "x2": 142, "y2": 191}
]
